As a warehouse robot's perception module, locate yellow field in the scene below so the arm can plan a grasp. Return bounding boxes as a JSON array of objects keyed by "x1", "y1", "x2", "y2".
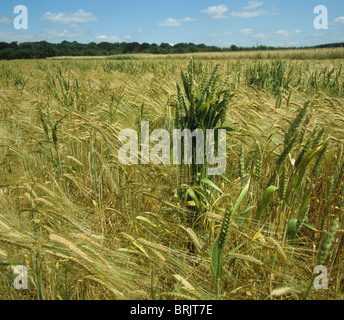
[{"x1": 0, "y1": 49, "x2": 343, "y2": 300}]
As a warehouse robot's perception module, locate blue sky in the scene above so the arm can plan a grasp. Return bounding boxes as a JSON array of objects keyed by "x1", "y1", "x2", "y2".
[{"x1": 0, "y1": 0, "x2": 343, "y2": 47}]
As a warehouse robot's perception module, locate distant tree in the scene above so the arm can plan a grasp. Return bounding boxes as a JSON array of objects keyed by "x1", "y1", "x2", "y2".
[
  {"x1": 0, "y1": 39, "x2": 335, "y2": 60},
  {"x1": 160, "y1": 42, "x2": 171, "y2": 54},
  {"x1": 98, "y1": 42, "x2": 113, "y2": 51},
  {"x1": 150, "y1": 43, "x2": 159, "y2": 54},
  {"x1": 124, "y1": 42, "x2": 140, "y2": 53}
]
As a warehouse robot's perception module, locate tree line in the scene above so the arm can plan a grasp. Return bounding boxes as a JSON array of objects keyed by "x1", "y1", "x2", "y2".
[{"x1": 0, "y1": 40, "x2": 342, "y2": 60}]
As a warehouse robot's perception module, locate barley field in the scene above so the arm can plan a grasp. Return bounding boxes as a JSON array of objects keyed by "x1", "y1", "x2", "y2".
[{"x1": 0, "y1": 49, "x2": 343, "y2": 300}]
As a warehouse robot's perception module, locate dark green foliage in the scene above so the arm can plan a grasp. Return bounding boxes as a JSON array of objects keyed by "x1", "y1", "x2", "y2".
[
  {"x1": 1, "y1": 41, "x2": 344, "y2": 60},
  {"x1": 174, "y1": 58, "x2": 233, "y2": 185},
  {"x1": 318, "y1": 218, "x2": 340, "y2": 265}
]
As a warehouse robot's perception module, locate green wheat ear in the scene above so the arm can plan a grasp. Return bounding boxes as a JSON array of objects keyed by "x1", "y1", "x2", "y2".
[
  {"x1": 254, "y1": 141, "x2": 263, "y2": 183},
  {"x1": 239, "y1": 146, "x2": 246, "y2": 181},
  {"x1": 278, "y1": 164, "x2": 288, "y2": 201},
  {"x1": 312, "y1": 142, "x2": 328, "y2": 177},
  {"x1": 218, "y1": 203, "x2": 233, "y2": 250},
  {"x1": 318, "y1": 218, "x2": 340, "y2": 265},
  {"x1": 277, "y1": 101, "x2": 310, "y2": 167},
  {"x1": 287, "y1": 218, "x2": 298, "y2": 245},
  {"x1": 296, "y1": 204, "x2": 310, "y2": 233},
  {"x1": 211, "y1": 203, "x2": 233, "y2": 281},
  {"x1": 295, "y1": 125, "x2": 319, "y2": 168}
]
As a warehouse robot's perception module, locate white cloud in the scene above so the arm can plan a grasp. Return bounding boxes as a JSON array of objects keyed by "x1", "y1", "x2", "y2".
[
  {"x1": 230, "y1": 2, "x2": 279, "y2": 19},
  {"x1": 202, "y1": 5, "x2": 229, "y2": 19},
  {"x1": 95, "y1": 34, "x2": 133, "y2": 42},
  {"x1": 231, "y1": 9, "x2": 267, "y2": 18},
  {"x1": 211, "y1": 28, "x2": 254, "y2": 39},
  {"x1": 39, "y1": 28, "x2": 87, "y2": 40},
  {"x1": 221, "y1": 31, "x2": 234, "y2": 36},
  {"x1": 122, "y1": 35, "x2": 133, "y2": 40},
  {"x1": 253, "y1": 29, "x2": 302, "y2": 41},
  {"x1": 253, "y1": 33, "x2": 267, "y2": 39},
  {"x1": 275, "y1": 29, "x2": 302, "y2": 37},
  {"x1": 238, "y1": 28, "x2": 254, "y2": 35},
  {"x1": 159, "y1": 17, "x2": 197, "y2": 27},
  {"x1": 212, "y1": 31, "x2": 233, "y2": 38},
  {"x1": 0, "y1": 31, "x2": 35, "y2": 42},
  {"x1": 41, "y1": 9, "x2": 98, "y2": 24},
  {"x1": 0, "y1": 16, "x2": 12, "y2": 25},
  {"x1": 243, "y1": 1, "x2": 264, "y2": 10},
  {"x1": 183, "y1": 17, "x2": 197, "y2": 22},
  {"x1": 159, "y1": 18, "x2": 180, "y2": 27},
  {"x1": 331, "y1": 17, "x2": 344, "y2": 25}
]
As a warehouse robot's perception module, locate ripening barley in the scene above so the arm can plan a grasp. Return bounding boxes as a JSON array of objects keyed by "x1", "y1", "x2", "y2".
[{"x1": 1, "y1": 53, "x2": 344, "y2": 301}]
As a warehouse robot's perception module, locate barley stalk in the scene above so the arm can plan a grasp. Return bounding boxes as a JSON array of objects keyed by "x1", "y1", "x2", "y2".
[
  {"x1": 137, "y1": 238, "x2": 170, "y2": 254},
  {"x1": 228, "y1": 253, "x2": 263, "y2": 266},
  {"x1": 267, "y1": 237, "x2": 290, "y2": 266},
  {"x1": 49, "y1": 234, "x2": 93, "y2": 263},
  {"x1": 179, "y1": 225, "x2": 204, "y2": 252}
]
